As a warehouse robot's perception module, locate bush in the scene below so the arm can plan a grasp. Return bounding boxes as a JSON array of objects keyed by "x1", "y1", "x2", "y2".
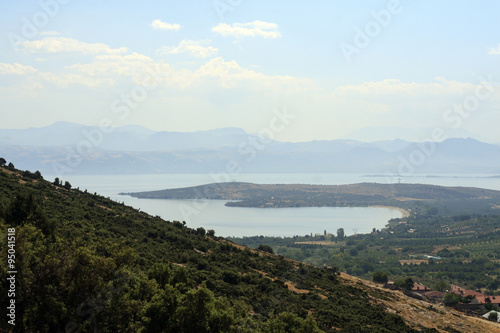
[
  {"x1": 434, "y1": 280, "x2": 449, "y2": 292},
  {"x1": 257, "y1": 244, "x2": 274, "y2": 254},
  {"x1": 443, "y1": 293, "x2": 461, "y2": 306},
  {"x1": 196, "y1": 227, "x2": 206, "y2": 236},
  {"x1": 373, "y1": 271, "x2": 388, "y2": 284},
  {"x1": 394, "y1": 277, "x2": 414, "y2": 290},
  {"x1": 488, "y1": 311, "x2": 498, "y2": 322}
]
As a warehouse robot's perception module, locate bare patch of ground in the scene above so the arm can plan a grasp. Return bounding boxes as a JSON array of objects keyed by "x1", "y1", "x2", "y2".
[
  {"x1": 339, "y1": 272, "x2": 500, "y2": 333},
  {"x1": 294, "y1": 241, "x2": 337, "y2": 246},
  {"x1": 399, "y1": 259, "x2": 428, "y2": 265},
  {"x1": 371, "y1": 205, "x2": 411, "y2": 218}
]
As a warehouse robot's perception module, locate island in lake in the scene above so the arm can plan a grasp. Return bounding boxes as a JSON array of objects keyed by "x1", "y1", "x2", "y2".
[{"x1": 121, "y1": 182, "x2": 500, "y2": 216}]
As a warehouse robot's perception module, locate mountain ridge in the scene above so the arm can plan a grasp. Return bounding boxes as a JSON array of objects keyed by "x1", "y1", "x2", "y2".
[{"x1": 0, "y1": 122, "x2": 499, "y2": 175}]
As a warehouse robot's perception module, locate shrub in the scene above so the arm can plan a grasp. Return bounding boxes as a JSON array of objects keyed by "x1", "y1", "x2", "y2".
[
  {"x1": 373, "y1": 271, "x2": 388, "y2": 284},
  {"x1": 257, "y1": 244, "x2": 274, "y2": 254},
  {"x1": 443, "y1": 293, "x2": 461, "y2": 306}
]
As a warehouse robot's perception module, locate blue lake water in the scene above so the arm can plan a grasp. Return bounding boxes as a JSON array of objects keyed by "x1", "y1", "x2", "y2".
[{"x1": 63, "y1": 173, "x2": 500, "y2": 237}]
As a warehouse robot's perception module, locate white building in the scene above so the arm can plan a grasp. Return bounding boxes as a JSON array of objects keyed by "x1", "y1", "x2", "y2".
[{"x1": 482, "y1": 310, "x2": 500, "y2": 323}]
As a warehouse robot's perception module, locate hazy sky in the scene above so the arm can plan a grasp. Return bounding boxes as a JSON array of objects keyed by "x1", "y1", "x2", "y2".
[{"x1": 1, "y1": 0, "x2": 499, "y2": 142}]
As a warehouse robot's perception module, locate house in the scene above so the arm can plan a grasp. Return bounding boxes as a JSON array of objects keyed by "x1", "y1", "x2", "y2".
[
  {"x1": 450, "y1": 284, "x2": 484, "y2": 298},
  {"x1": 482, "y1": 310, "x2": 500, "y2": 323},
  {"x1": 423, "y1": 255, "x2": 441, "y2": 260},
  {"x1": 423, "y1": 291, "x2": 445, "y2": 303},
  {"x1": 411, "y1": 283, "x2": 430, "y2": 292},
  {"x1": 472, "y1": 295, "x2": 500, "y2": 308}
]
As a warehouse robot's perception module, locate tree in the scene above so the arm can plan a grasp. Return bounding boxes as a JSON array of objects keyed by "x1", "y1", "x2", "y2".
[
  {"x1": 488, "y1": 279, "x2": 499, "y2": 290},
  {"x1": 443, "y1": 293, "x2": 461, "y2": 306},
  {"x1": 488, "y1": 311, "x2": 498, "y2": 322},
  {"x1": 196, "y1": 227, "x2": 206, "y2": 236},
  {"x1": 53, "y1": 177, "x2": 60, "y2": 186},
  {"x1": 337, "y1": 228, "x2": 344, "y2": 241},
  {"x1": 394, "y1": 277, "x2": 414, "y2": 290},
  {"x1": 404, "y1": 277, "x2": 414, "y2": 291},
  {"x1": 0, "y1": 157, "x2": 6, "y2": 166},
  {"x1": 207, "y1": 229, "x2": 215, "y2": 237},
  {"x1": 373, "y1": 271, "x2": 388, "y2": 284},
  {"x1": 64, "y1": 181, "x2": 72, "y2": 190},
  {"x1": 4, "y1": 192, "x2": 54, "y2": 237},
  {"x1": 394, "y1": 278, "x2": 406, "y2": 289},
  {"x1": 7, "y1": 162, "x2": 15, "y2": 170},
  {"x1": 264, "y1": 312, "x2": 321, "y2": 333},
  {"x1": 257, "y1": 244, "x2": 274, "y2": 254},
  {"x1": 434, "y1": 280, "x2": 449, "y2": 292},
  {"x1": 437, "y1": 248, "x2": 451, "y2": 257}
]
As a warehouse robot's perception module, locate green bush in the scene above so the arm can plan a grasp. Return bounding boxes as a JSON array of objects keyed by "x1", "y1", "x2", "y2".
[
  {"x1": 373, "y1": 271, "x2": 388, "y2": 284},
  {"x1": 258, "y1": 244, "x2": 274, "y2": 254},
  {"x1": 443, "y1": 293, "x2": 461, "y2": 306}
]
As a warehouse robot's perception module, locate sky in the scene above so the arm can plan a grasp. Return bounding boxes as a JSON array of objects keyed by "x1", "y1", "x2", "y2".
[{"x1": 0, "y1": 0, "x2": 499, "y2": 143}]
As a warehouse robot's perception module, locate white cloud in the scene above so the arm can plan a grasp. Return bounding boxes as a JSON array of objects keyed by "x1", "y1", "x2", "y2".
[
  {"x1": 94, "y1": 53, "x2": 154, "y2": 62},
  {"x1": 211, "y1": 21, "x2": 281, "y2": 39},
  {"x1": 150, "y1": 19, "x2": 182, "y2": 31},
  {"x1": 0, "y1": 63, "x2": 38, "y2": 75},
  {"x1": 68, "y1": 54, "x2": 311, "y2": 91},
  {"x1": 488, "y1": 44, "x2": 500, "y2": 55},
  {"x1": 333, "y1": 78, "x2": 476, "y2": 96},
  {"x1": 39, "y1": 72, "x2": 115, "y2": 88},
  {"x1": 68, "y1": 52, "x2": 174, "y2": 86},
  {"x1": 67, "y1": 54, "x2": 311, "y2": 91},
  {"x1": 191, "y1": 57, "x2": 313, "y2": 91},
  {"x1": 157, "y1": 40, "x2": 218, "y2": 58},
  {"x1": 19, "y1": 37, "x2": 128, "y2": 55}
]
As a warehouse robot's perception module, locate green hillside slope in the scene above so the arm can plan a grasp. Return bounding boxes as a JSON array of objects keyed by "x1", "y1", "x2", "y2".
[{"x1": 1, "y1": 164, "x2": 426, "y2": 332}]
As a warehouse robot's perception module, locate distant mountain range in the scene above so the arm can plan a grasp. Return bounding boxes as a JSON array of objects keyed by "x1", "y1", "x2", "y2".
[
  {"x1": 1, "y1": 122, "x2": 499, "y2": 176},
  {"x1": 341, "y1": 126, "x2": 482, "y2": 142}
]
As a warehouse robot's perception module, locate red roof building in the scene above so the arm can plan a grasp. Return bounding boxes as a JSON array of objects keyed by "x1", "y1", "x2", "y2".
[
  {"x1": 471, "y1": 295, "x2": 500, "y2": 307},
  {"x1": 411, "y1": 283, "x2": 430, "y2": 292},
  {"x1": 423, "y1": 291, "x2": 446, "y2": 303},
  {"x1": 449, "y1": 284, "x2": 484, "y2": 298}
]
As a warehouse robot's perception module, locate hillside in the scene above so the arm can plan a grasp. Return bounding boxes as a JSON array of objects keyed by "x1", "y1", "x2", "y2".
[
  {"x1": 2, "y1": 164, "x2": 499, "y2": 331},
  {"x1": 339, "y1": 273, "x2": 500, "y2": 333}
]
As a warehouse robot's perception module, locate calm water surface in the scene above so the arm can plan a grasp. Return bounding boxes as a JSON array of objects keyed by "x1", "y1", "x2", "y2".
[{"x1": 64, "y1": 173, "x2": 500, "y2": 237}]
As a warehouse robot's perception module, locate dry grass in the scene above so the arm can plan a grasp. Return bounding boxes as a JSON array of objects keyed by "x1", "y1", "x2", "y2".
[
  {"x1": 339, "y1": 273, "x2": 500, "y2": 333},
  {"x1": 227, "y1": 239, "x2": 500, "y2": 332}
]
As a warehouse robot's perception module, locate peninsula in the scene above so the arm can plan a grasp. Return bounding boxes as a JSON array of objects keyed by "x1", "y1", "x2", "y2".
[{"x1": 121, "y1": 182, "x2": 500, "y2": 215}]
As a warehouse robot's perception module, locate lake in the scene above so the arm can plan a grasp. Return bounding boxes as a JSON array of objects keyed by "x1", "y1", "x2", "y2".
[{"x1": 62, "y1": 173, "x2": 500, "y2": 237}]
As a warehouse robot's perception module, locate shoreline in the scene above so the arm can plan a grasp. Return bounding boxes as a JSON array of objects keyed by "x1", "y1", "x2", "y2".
[{"x1": 371, "y1": 205, "x2": 410, "y2": 218}]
